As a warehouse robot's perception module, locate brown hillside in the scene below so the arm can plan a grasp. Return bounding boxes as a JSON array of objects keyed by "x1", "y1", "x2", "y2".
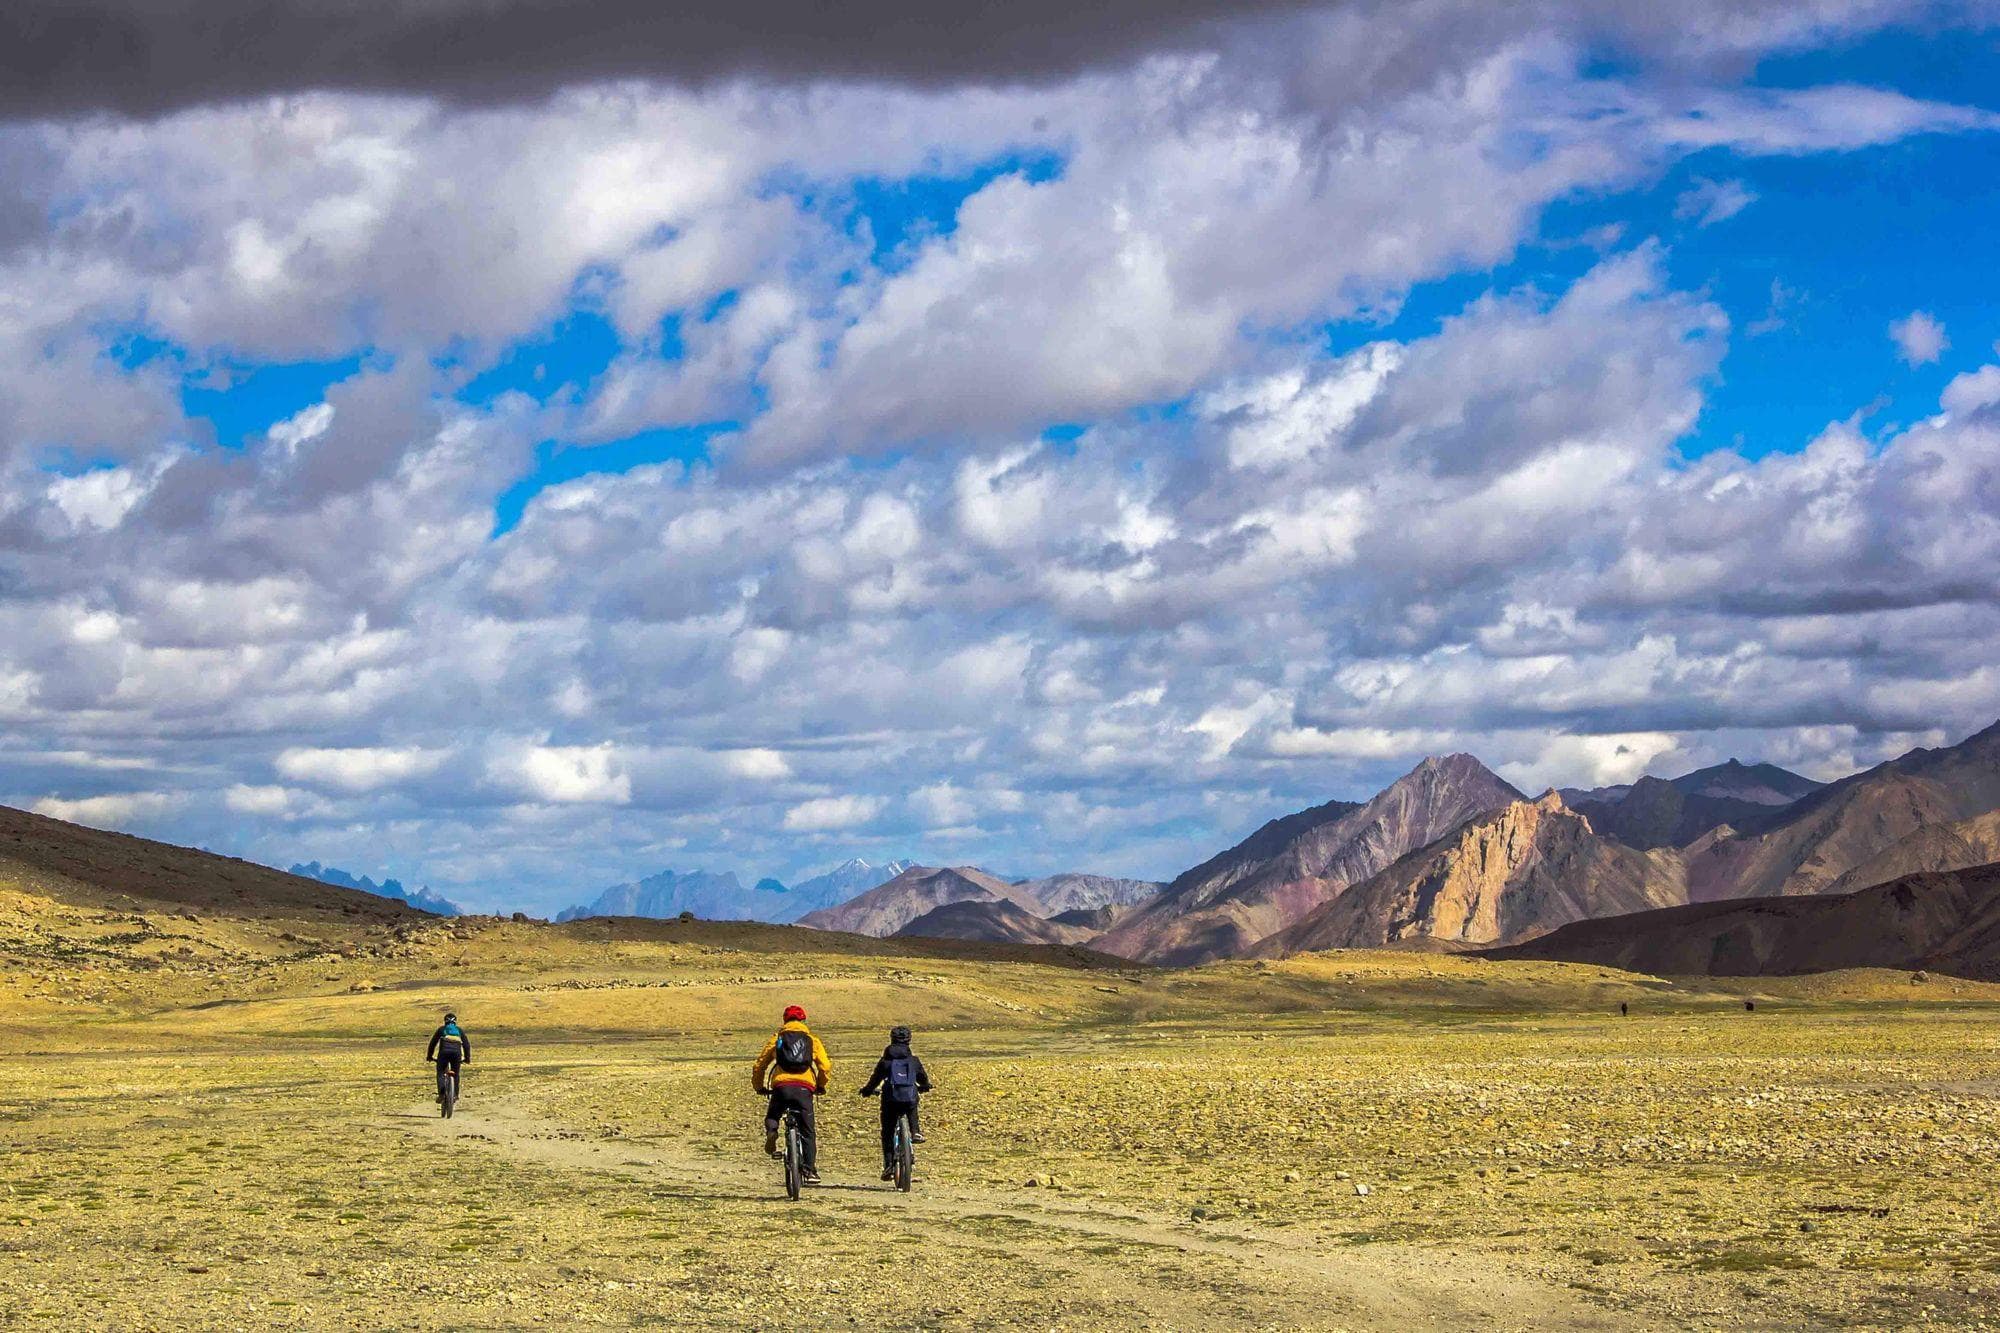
[
  {"x1": 1481, "y1": 862, "x2": 2000, "y2": 981},
  {"x1": 1686, "y1": 719, "x2": 2000, "y2": 900},
  {"x1": 796, "y1": 865, "x2": 1034, "y2": 937},
  {"x1": 1685, "y1": 771, "x2": 1964, "y2": 900},
  {"x1": 0, "y1": 802, "x2": 420, "y2": 923},
  {"x1": 1822, "y1": 809, "x2": 2000, "y2": 894},
  {"x1": 1010, "y1": 872, "x2": 1161, "y2": 914},
  {"x1": 891, "y1": 897, "x2": 1098, "y2": 948}
]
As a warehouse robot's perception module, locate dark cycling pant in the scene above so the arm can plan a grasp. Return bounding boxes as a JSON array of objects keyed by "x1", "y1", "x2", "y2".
[
  {"x1": 765, "y1": 1085, "x2": 817, "y2": 1174},
  {"x1": 436, "y1": 1056, "x2": 462, "y2": 1100},
  {"x1": 879, "y1": 1096, "x2": 920, "y2": 1166}
]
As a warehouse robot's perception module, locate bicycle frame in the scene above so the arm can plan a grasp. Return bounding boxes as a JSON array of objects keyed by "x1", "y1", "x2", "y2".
[
  {"x1": 782, "y1": 1106, "x2": 806, "y2": 1201},
  {"x1": 891, "y1": 1109, "x2": 915, "y2": 1192},
  {"x1": 437, "y1": 1064, "x2": 459, "y2": 1118}
]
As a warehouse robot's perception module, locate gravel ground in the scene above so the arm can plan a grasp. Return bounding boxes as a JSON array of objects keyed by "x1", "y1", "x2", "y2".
[{"x1": 2, "y1": 922, "x2": 1997, "y2": 1328}]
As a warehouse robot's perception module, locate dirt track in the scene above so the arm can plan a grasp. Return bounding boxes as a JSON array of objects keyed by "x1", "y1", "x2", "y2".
[{"x1": 398, "y1": 1092, "x2": 1622, "y2": 1331}]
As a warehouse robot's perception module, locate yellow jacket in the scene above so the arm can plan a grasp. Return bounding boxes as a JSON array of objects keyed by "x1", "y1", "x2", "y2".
[{"x1": 752, "y1": 1020, "x2": 831, "y2": 1093}]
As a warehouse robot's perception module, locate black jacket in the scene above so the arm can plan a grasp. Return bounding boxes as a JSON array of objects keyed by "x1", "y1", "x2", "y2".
[
  {"x1": 426, "y1": 1025, "x2": 471, "y2": 1064},
  {"x1": 859, "y1": 1042, "x2": 931, "y2": 1101}
]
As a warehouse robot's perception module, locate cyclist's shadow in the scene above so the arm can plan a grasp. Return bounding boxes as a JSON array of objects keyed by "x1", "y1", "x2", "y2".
[{"x1": 650, "y1": 1181, "x2": 888, "y2": 1204}]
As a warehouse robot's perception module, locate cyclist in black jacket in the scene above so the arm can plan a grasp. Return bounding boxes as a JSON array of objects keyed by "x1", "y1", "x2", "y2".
[
  {"x1": 426, "y1": 1012, "x2": 471, "y2": 1106},
  {"x1": 858, "y1": 1025, "x2": 931, "y2": 1180}
]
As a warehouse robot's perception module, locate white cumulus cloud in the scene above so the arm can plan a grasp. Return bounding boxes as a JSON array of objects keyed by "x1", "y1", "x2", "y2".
[
  {"x1": 1890, "y1": 310, "x2": 1949, "y2": 366},
  {"x1": 275, "y1": 746, "x2": 448, "y2": 792},
  {"x1": 500, "y1": 744, "x2": 633, "y2": 805},
  {"x1": 783, "y1": 795, "x2": 885, "y2": 832},
  {"x1": 32, "y1": 791, "x2": 180, "y2": 829}
]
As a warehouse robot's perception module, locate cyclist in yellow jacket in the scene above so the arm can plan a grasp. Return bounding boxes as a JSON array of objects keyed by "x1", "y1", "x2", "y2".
[{"x1": 752, "y1": 1004, "x2": 831, "y2": 1183}]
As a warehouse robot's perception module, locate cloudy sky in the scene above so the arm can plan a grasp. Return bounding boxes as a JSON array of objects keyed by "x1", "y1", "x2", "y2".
[{"x1": 4, "y1": 1, "x2": 1999, "y2": 913}]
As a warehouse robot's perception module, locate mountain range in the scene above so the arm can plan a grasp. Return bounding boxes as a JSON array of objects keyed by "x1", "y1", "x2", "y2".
[
  {"x1": 1563, "y1": 760, "x2": 1824, "y2": 850},
  {"x1": 784, "y1": 717, "x2": 2000, "y2": 977},
  {"x1": 24, "y1": 714, "x2": 2000, "y2": 980},
  {"x1": 548, "y1": 852, "x2": 1168, "y2": 924},
  {"x1": 1252, "y1": 720, "x2": 2000, "y2": 962},
  {"x1": 797, "y1": 865, "x2": 1162, "y2": 939},
  {"x1": 557, "y1": 857, "x2": 915, "y2": 925},
  {"x1": 289, "y1": 862, "x2": 463, "y2": 916},
  {"x1": 1248, "y1": 719, "x2": 2000, "y2": 960}
]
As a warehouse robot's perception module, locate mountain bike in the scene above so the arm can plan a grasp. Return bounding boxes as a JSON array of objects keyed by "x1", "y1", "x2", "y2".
[
  {"x1": 889, "y1": 1106, "x2": 916, "y2": 1192},
  {"x1": 781, "y1": 1103, "x2": 806, "y2": 1201},
  {"x1": 437, "y1": 1063, "x2": 459, "y2": 1119}
]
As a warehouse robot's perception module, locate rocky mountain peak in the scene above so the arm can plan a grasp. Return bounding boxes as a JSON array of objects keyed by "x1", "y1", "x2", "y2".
[
  {"x1": 1377, "y1": 752, "x2": 1520, "y2": 810},
  {"x1": 1957, "y1": 717, "x2": 2000, "y2": 755},
  {"x1": 1256, "y1": 790, "x2": 1682, "y2": 955},
  {"x1": 1410, "y1": 751, "x2": 1497, "y2": 782},
  {"x1": 1094, "y1": 751, "x2": 1523, "y2": 964}
]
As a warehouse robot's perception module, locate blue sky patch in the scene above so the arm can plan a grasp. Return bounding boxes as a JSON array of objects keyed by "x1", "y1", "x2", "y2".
[
  {"x1": 834, "y1": 149, "x2": 1065, "y2": 271},
  {"x1": 457, "y1": 310, "x2": 625, "y2": 408},
  {"x1": 492, "y1": 423, "x2": 732, "y2": 535},
  {"x1": 181, "y1": 354, "x2": 368, "y2": 449}
]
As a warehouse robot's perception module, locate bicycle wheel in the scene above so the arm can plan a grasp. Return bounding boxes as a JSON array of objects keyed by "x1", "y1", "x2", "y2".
[
  {"x1": 439, "y1": 1068, "x2": 456, "y2": 1119},
  {"x1": 894, "y1": 1114, "x2": 914, "y2": 1192},
  {"x1": 783, "y1": 1115, "x2": 802, "y2": 1201}
]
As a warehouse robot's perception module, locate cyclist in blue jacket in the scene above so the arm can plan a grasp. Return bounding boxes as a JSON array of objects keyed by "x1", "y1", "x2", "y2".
[{"x1": 858, "y1": 1025, "x2": 931, "y2": 1180}]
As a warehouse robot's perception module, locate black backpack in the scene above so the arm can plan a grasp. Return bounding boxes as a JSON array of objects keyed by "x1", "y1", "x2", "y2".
[
  {"x1": 885, "y1": 1054, "x2": 918, "y2": 1103},
  {"x1": 773, "y1": 1029, "x2": 814, "y2": 1074}
]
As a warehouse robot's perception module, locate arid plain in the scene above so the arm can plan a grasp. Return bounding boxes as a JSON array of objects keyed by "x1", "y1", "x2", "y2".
[{"x1": 4, "y1": 888, "x2": 1999, "y2": 1331}]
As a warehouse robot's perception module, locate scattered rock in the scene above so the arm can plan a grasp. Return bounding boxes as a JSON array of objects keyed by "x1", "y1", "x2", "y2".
[{"x1": 1354, "y1": 1183, "x2": 1371, "y2": 1197}]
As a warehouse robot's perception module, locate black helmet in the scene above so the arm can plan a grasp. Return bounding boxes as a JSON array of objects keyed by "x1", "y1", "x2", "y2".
[
  {"x1": 890, "y1": 1025, "x2": 911, "y2": 1044},
  {"x1": 443, "y1": 1012, "x2": 457, "y2": 1023}
]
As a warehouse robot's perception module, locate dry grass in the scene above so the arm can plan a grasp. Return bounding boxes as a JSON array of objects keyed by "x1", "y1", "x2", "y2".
[{"x1": 4, "y1": 897, "x2": 2000, "y2": 1329}]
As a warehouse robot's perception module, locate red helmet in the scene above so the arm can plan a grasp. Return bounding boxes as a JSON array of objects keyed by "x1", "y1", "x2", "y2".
[{"x1": 783, "y1": 1004, "x2": 806, "y2": 1022}]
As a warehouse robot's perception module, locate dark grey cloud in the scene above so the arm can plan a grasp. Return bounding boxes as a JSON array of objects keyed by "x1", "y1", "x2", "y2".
[
  {"x1": 12, "y1": 0, "x2": 1981, "y2": 121},
  {"x1": 2, "y1": 0, "x2": 1316, "y2": 118},
  {"x1": 1707, "y1": 583, "x2": 1997, "y2": 617}
]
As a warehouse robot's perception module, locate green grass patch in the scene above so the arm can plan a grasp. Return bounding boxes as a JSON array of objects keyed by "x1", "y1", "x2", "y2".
[{"x1": 1686, "y1": 1248, "x2": 1813, "y2": 1274}]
